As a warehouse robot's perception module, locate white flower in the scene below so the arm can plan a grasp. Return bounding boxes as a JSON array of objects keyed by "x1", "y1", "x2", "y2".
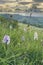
[
  {"x1": 34, "y1": 32, "x2": 38, "y2": 40},
  {"x1": 3, "y1": 35, "x2": 10, "y2": 44},
  {"x1": 9, "y1": 25, "x2": 13, "y2": 29},
  {"x1": 24, "y1": 28, "x2": 27, "y2": 32},
  {"x1": 21, "y1": 36, "x2": 25, "y2": 41}
]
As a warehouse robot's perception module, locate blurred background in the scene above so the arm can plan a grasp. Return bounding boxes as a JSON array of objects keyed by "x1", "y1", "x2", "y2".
[{"x1": 0, "y1": 0, "x2": 43, "y2": 13}]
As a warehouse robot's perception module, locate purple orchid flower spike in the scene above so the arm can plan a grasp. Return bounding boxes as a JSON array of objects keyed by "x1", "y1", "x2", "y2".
[{"x1": 3, "y1": 35, "x2": 10, "y2": 50}]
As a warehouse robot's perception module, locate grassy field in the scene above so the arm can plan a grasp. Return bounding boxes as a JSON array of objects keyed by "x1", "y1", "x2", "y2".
[{"x1": 0, "y1": 17, "x2": 43, "y2": 65}]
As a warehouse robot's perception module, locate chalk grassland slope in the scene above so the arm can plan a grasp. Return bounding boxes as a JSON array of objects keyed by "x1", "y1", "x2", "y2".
[{"x1": 0, "y1": 17, "x2": 43, "y2": 65}]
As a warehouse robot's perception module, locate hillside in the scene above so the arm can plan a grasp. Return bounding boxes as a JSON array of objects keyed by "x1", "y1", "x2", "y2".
[
  {"x1": 0, "y1": 14, "x2": 43, "y2": 28},
  {"x1": 0, "y1": 17, "x2": 43, "y2": 65},
  {"x1": 0, "y1": 0, "x2": 43, "y2": 12}
]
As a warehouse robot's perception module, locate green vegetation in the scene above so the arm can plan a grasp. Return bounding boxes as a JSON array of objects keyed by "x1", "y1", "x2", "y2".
[
  {"x1": 0, "y1": 17, "x2": 43, "y2": 65},
  {"x1": 0, "y1": 16, "x2": 18, "y2": 28}
]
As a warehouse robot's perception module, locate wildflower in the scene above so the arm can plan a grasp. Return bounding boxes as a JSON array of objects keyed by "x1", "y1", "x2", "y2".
[
  {"x1": 21, "y1": 36, "x2": 25, "y2": 41},
  {"x1": 3, "y1": 35, "x2": 10, "y2": 44},
  {"x1": 24, "y1": 27, "x2": 27, "y2": 32},
  {"x1": 9, "y1": 25, "x2": 13, "y2": 29},
  {"x1": 34, "y1": 32, "x2": 38, "y2": 40},
  {"x1": 41, "y1": 39, "x2": 43, "y2": 46}
]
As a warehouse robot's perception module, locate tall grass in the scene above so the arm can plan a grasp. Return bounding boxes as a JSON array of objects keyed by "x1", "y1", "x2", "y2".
[{"x1": 0, "y1": 17, "x2": 43, "y2": 65}]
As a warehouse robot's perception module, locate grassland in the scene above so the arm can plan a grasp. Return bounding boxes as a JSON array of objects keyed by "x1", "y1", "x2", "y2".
[{"x1": 0, "y1": 17, "x2": 43, "y2": 65}]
